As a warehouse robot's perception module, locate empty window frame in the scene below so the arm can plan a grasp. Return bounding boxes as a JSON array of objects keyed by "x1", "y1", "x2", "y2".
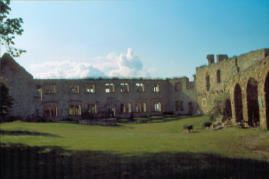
[
  {"x1": 105, "y1": 83, "x2": 115, "y2": 93},
  {"x1": 86, "y1": 84, "x2": 95, "y2": 94},
  {"x1": 217, "y1": 70, "x2": 221, "y2": 83},
  {"x1": 153, "y1": 102, "x2": 162, "y2": 112},
  {"x1": 206, "y1": 74, "x2": 210, "y2": 91},
  {"x1": 84, "y1": 104, "x2": 97, "y2": 114},
  {"x1": 153, "y1": 84, "x2": 160, "y2": 93},
  {"x1": 136, "y1": 83, "x2": 144, "y2": 92},
  {"x1": 120, "y1": 103, "x2": 132, "y2": 113},
  {"x1": 135, "y1": 102, "x2": 147, "y2": 113},
  {"x1": 43, "y1": 85, "x2": 56, "y2": 94},
  {"x1": 69, "y1": 104, "x2": 82, "y2": 116},
  {"x1": 120, "y1": 83, "x2": 130, "y2": 93},
  {"x1": 43, "y1": 105, "x2": 58, "y2": 118},
  {"x1": 175, "y1": 82, "x2": 182, "y2": 91},
  {"x1": 35, "y1": 85, "x2": 42, "y2": 100},
  {"x1": 175, "y1": 100, "x2": 184, "y2": 111},
  {"x1": 186, "y1": 80, "x2": 191, "y2": 89},
  {"x1": 70, "y1": 85, "x2": 80, "y2": 94}
]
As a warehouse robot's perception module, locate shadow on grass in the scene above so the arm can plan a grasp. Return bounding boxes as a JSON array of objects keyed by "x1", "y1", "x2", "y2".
[
  {"x1": 1, "y1": 143, "x2": 269, "y2": 179},
  {"x1": 0, "y1": 130, "x2": 61, "y2": 137}
]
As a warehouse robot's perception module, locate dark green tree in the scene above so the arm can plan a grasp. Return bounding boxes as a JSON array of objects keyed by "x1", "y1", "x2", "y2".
[
  {"x1": 0, "y1": 0, "x2": 26, "y2": 57},
  {"x1": 0, "y1": 79, "x2": 13, "y2": 121}
]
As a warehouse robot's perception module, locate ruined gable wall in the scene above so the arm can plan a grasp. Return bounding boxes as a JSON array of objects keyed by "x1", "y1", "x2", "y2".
[{"x1": 0, "y1": 54, "x2": 36, "y2": 118}]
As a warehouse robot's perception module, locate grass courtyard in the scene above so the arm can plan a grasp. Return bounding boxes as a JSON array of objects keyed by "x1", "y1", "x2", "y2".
[{"x1": 1, "y1": 116, "x2": 269, "y2": 178}]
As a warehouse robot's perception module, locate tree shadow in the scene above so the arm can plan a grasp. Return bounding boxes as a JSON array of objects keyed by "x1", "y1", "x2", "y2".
[
  {"x1": 0, "y1": 143, "x2": 269, "y2": 179},
  {"x1": 0, "y1": 130, "x2": 61, "y2": 137}
]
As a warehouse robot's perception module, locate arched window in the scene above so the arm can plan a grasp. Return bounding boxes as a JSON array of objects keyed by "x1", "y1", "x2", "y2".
[{"x1": 217, "y1": 70, "x2": 221, "y2": 83}]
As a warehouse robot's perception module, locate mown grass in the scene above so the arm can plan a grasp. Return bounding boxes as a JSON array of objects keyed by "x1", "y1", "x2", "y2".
[
  {"x1": 1, "y1": 116, "x2": 269, "y2": 178},
  {"x1": 1, "y1": 116, "x2": 269, "y2": 161}
]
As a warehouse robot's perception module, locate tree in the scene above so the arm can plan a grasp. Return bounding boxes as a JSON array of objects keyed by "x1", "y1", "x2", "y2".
[
  {"x1": 0, "y1": 0, "x2": 26, "y2": 57},
  {"x1": 0, "y1": 78, "x2": 13, "y2": 121}
]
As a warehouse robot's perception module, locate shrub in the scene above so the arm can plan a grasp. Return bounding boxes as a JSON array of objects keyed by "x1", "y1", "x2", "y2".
[{"x1": 208, "y1": 92, "x2": 232, "y2": 122}]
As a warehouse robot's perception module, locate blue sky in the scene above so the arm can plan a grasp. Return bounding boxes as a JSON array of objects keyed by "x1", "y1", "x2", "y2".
[{"x1": 4, "y1": 0, "x2": 269, "y2": 79}]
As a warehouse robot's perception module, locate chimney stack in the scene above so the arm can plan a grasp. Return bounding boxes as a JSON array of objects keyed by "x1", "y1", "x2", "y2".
[
  {"x1": 207, "y1": 55, "x2": 215, "y2": 65},
  {"x1": 216, "y1": 54, "x2": 228, "y2": 63}
]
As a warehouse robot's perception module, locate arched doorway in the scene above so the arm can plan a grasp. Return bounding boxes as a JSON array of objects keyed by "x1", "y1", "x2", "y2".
[
  {"x1": 234, "y1": 84, "x2": 243, "y2": 122},
  {"x1": 247, "y1": 78, "x2": 260, "y2": 127},
  {"x1": 265, "y1": 72, "x2": 269, "y2": 129}
]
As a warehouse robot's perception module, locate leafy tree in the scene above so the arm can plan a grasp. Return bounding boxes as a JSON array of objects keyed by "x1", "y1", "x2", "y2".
[
  {"x1": 0, "y1": 78, "x2": 13, "y2": 121},
  {"x1": 0, "y1": 0, "x2": 26, "y2": 57}
]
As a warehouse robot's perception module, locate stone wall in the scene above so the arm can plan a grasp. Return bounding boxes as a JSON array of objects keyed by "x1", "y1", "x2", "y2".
[
  {"x1": 195, "y1": 48, "x2": 269, "y2": 114},
  {"x1": 195, "y1": 48, "x2": 269, "y2": 129},
  {"x1": 229, "y1": 57, "x2": 269, "y2": 129}
]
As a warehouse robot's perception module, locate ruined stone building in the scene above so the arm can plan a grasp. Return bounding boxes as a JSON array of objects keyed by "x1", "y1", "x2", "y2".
[
  {"x1": 0, "y1": 48, "x2": 269, "y2": 129},
  {"x1": 195, "y1": 48, "x2": 269, "y2": 129},
  {"x1": 0, "y1": 54, "x2": 197, "y2": 120}
]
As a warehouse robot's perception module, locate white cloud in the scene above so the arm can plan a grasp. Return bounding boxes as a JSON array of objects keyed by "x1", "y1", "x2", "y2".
[{"x1": 28, "y1": 48, "x2": 152, "y2": 79}]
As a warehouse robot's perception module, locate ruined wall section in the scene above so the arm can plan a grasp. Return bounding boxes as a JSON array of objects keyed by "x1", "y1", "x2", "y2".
[
  {"x1": 195, "y1": 48, "x2": 269, "y2": 114},
  {"x1": 229, "y1": 56, "x2": 269, "y2": 129},
  {"x1": 0, "y1": 54, "x2": 36, "y2": 118},
  {"x1": 169, "y1": 77, "x2": 197, "y2": 115},
  {"x1": 33, "y1": 78, "x2": 172, "y2": 119}
]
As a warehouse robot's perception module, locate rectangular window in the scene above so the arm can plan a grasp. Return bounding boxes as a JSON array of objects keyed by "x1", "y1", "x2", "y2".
[
  {"x1": 86, "y1": 84, "x2": 95, "y2": 94},
  {"x1": 69, "y1": 104, "x2": 82, "y2": 116},
  {"x1": 206, "y1": 75, "x2": 210, "y2": 91},
  {"x1": 35, "y1": 85, "x2": 42, "y2": 100},
  {"x1": 175, "y1": 82, "x2": 182, "y2": 91},
  {"x1": 120, "y1": 83, "x2": 130, "y2": 93},
  {"x1": 153, "y1": 84, "x2": 160, "y2": 93},
  {"x1": 70, "y1": 85, "x2": 80, "y2": 94},
  {"x1": 84, "y1": 104, "x2": 97, "y2": 114},
  {"x1": 217, "y1": 70, "x2": 221, "y2": 83},
  {"x1": 43, "y1": 105, "x2": 58, "y2": 118},
  {"x1": 135, "y1": 102, "x2": 147, "y2": 113},
  {"x1": 43, "y1": 85, "x2": 56, "y2": 94},
  {"x1": 120, "y1": 103, "x2": 132, "y2": 113},
  {"x1": 105, "y1": 83, "x2": 115, "y2": 93},
  {"x1": 186, "y1": 80, "x2": 191, "y2": 89},
  {"x1": 136, "y1": 83, "x2": 144, "y2": 92},
  {"x1": 154, "y1": 102, "x2": 162, "y2": 112},
  {"x1": 175, "y1": 100, "x2": 184, "y2": 111}
]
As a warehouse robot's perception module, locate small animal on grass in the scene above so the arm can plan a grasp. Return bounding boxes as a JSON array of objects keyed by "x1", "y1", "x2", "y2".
[
  {"x1": 203, "y1": 122, "x2": 212, "y2": 128},
  {"x1": 183, "y1": 125, "x2": 193, "y2": 133}
]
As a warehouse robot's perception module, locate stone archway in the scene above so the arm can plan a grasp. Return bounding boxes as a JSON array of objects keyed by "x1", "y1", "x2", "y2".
[
  {"x1": 234, "y1": 84, "x2": 243, "y2": 123},
  {"x1": 247, "y1": 78, "x2": 260, "y2": 127},
  {"x1": 265, "y1": 72, "x2": 269, "y2": 129}
]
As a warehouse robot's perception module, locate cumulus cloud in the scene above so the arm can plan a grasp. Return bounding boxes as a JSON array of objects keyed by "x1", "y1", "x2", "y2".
[{"x1": 28, "y1": 48, "x2": 151, "y2": 79}]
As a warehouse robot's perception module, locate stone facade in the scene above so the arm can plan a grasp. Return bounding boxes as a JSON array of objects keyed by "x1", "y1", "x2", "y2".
[
  {"x1": 0, "y1": 54, "x2": 197, "y2": 120},
  {"x1": 1, "y1": 48, "x2": 269, "y2": 129},
  {"x1": 195, "y1": 48, "x2": 269, "y2": 129}
]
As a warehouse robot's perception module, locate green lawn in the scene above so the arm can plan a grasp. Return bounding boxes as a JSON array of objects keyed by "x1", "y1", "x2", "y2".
[{"x1": 1, "y1": 116, "x2": 269, "y2": 161}]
